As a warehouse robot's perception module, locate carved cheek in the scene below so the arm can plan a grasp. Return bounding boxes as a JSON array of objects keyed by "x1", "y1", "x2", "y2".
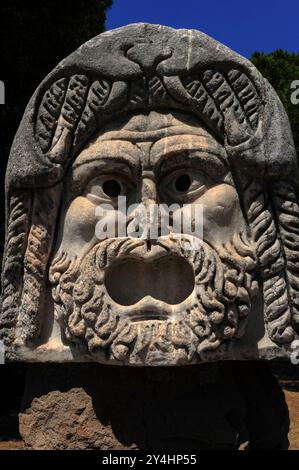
[
  {"x1": 200, "y1": 184, "x2": 245, "y2": 245},
  {"x1": 56, "y1": 196, "x2": 101, "y2": 258}
]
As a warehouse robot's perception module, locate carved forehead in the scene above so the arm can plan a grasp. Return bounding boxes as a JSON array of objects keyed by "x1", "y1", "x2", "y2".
[
  {"x1": 75, "y1": 110, "x2": 225, "y2": 165},
  {"x1": 94, "y1": 110, "x2": 219, "y2": 141},
  {"x1": 99, "y1": 110, "x2": 208, "y2": 132}
]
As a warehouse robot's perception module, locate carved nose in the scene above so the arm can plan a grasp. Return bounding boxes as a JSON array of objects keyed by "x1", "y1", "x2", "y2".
[
  {"x1": 104, "y1": 256, "x2": 194, "y2": 306},
  {"x1": 139, "y1": 172, "x2": 158, "y2": 241},
  {"x1": 140, "y1": 172, "x2": 157, "y2": 204}
]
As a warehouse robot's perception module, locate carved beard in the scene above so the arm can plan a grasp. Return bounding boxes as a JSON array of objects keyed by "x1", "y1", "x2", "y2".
[{"x1": 49, "y1": 234, "x2": 258, "y2": 365}]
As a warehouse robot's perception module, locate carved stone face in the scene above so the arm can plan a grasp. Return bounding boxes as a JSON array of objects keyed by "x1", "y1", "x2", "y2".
[
  {"x1": 2, "y1": 24, "x2": 298, "y2": 364},
  {"x1": 49, "y1": 110, "x2": 257, "y2": 365}
]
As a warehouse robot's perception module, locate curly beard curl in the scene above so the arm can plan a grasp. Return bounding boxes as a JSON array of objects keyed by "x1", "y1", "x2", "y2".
[{"x1": 49, "y1": 233, "x2": 258, "y2": 365}]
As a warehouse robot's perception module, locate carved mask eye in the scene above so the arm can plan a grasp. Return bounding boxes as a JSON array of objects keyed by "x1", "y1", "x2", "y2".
[
  {"x1": 102, "y1": 179, "x2": 122, "y2": 198},
  {"x1": 86, "y1": 176, "x2": 129, "y2": 203},
  {"x1": 162, "y1": 170, "x2": 210, "y2": 202},
  {"x1": 175, "y1": 174, "x2": 192, "y2": 192}
]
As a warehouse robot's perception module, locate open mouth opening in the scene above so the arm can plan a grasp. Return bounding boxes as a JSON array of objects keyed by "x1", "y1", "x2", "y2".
[{"x1": 104, "y1": 255, "x2": 195, "y2": 307}]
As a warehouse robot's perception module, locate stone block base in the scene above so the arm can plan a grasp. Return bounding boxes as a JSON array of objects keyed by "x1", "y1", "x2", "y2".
[{"x1": 19, "y1": 362, "x2": 289, "y2": 450}]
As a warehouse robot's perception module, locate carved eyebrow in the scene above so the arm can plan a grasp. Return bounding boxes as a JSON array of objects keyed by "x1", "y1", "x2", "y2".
[
  {"x1": 71, "y1": 157, "x2": 137, "y2": 189},
  {"x1": 69, "y1": 158, "x2": 137, "y2": 197},
  {"x1": 156, "y1": 150, "x2": 229, "y2": 179},
  {"x1": 72, "y1": 140, "x2": 140, "y2": 169},
  {"x1": 73, "y1": 154, "x2": 138, "y2": 172}
]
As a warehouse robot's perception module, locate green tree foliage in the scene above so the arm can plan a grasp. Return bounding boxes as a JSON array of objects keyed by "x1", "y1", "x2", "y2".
[
  {"x1": 251, "y1": 50, "x2": 299, "y2": 156},
  {"x1": 0, "y1": 0, "x2": 112, "y2": 246}
]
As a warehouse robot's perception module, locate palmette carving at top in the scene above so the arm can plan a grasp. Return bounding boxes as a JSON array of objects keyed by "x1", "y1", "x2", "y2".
[{"x1": 2, "y1": 24, "x2": 299, "y2": 364}]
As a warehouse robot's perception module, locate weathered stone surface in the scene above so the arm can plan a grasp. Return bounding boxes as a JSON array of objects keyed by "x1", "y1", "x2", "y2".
[
  {"x1": 19, "y1": 363, "x2": 290, "y2": 450},
  {"x1": 1, "y1": 23, "x2": 299, "y2": 365},
  {"x1": 20, "y1": 387, "x2": 135, "y2": 450}
]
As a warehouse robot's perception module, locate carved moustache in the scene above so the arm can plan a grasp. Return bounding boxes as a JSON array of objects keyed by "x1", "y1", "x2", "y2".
[{"x1": 49, "y1": 233, "x2": 257, "y2": 364}]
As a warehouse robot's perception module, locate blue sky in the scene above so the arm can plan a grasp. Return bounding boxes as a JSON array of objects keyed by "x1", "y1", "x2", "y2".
[{"x1": 106, "y1": 0, "x2": 299, "y2": 58}]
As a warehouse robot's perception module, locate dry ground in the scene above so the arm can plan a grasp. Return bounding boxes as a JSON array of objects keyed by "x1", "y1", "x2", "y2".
[{"x1": 0, "y1": 381, "x2": 298, "y2": 450}]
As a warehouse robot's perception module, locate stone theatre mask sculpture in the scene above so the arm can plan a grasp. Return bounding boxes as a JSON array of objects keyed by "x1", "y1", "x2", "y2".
[{"x1": 1, "y1": 24, "x2": 299, "y2": 365}]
